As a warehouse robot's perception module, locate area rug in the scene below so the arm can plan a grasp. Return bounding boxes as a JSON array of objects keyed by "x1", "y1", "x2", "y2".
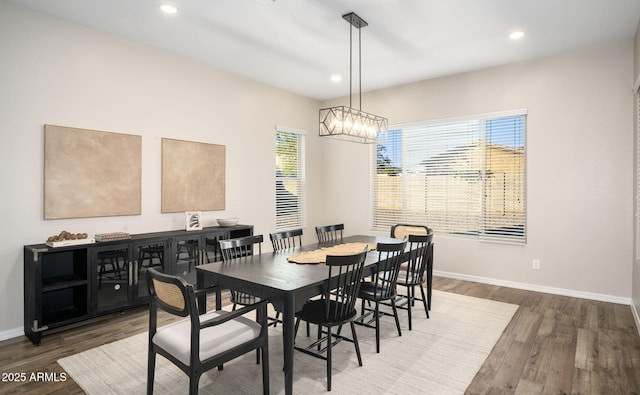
[{"x1": 58, "y1": 290, "x2": 518, "y2": 394}]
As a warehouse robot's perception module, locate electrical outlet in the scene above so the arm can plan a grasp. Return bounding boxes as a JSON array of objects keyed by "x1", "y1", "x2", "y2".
[{"x1": 532, "y1": 259, "x2": 540, "y2": 270}]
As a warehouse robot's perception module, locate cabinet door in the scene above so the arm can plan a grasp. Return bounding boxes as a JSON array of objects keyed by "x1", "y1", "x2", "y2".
[
  {"x1": 203, "y1": 231, "x2": 229, "y2": 263},
  {"x1": 171, "y1": 235, "x2": 203, "y2": 285},
  {"x1": 94, "y1": 243, "x2": 132, "y2": 313},
  {"x1": 132, "y1": 239, "x2": 168, "y2": 302}
]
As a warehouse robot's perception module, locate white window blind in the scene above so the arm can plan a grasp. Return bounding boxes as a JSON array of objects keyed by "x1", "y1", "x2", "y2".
[
  {"x1": 276, "y1": 126, "x2": 306, "y2": 230},
  {"x1": 372, "y1": 110, "x2": 527, "y2": 243}
]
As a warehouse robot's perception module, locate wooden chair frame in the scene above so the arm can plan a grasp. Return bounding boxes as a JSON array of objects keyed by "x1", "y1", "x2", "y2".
[
  {"x1": 392, "y1": 233, "x2": 434, "y2": 329},
  {"x1": 354, "y1": 241, "x2": 407, "y2": 353},
  {"x1": 293, "y1": 248, "x2": 368, "y2": 391},
  {"x1": 146, "y1": 268, "x2": 269, "y2": 394},
  {"x1": 315, "y1": 224, "x2": 344, "y2": 244},
  {"x1": 219, "y1": 235, "x2": 280, "y2": 329},
  {"x1": 269, "y1": 228, "x2": 303, "y2": 251}
]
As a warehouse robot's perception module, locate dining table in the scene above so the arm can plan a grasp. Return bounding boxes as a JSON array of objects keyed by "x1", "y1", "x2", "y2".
[{"x1": 195, "y1": 234, "x2": 403, "y2": 395}]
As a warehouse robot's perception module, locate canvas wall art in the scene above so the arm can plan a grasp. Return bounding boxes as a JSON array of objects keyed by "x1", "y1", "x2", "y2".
[
  {"x1": 161, "y1": 138, "x2": 225, "y2": 213},
  {"x1": 44, "y1": 125, "x2": 142, "y2": 219}
]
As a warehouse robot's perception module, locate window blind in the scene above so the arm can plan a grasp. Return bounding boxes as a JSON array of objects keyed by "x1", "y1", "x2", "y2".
[
  {"x1": 276, "y1": 126, "x2": 306, "y2": 230},
  {"x1": 372, "y1": 110, "x2": 527, "y2": 243}
]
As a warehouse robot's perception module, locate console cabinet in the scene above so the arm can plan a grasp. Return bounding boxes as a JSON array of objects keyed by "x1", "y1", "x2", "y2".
[{"x1": 24, "y1": 225, "x2": 252, "y2": 345}]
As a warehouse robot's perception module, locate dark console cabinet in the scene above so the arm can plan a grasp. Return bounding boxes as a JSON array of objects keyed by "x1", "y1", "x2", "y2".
[{"x1": 24, "y1": 224, "x2": 252, "y2": 345}]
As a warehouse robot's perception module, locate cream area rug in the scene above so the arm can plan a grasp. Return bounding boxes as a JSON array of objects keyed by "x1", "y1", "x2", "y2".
[{"x1": 58, "y1": 290, "x2": 518, "y2": 394}]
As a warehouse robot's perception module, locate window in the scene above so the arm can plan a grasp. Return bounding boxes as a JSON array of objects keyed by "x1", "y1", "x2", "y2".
[
  {"x1": 373, "y1": 109, "x2": 527, "y2": 243},
  {"x1": 276, "y1": 126, "x2": 306, "y2": 230}
]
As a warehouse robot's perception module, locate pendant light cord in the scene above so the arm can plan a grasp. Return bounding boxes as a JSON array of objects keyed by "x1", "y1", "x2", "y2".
[
  {"x1": 349, "y1": 21, "x2": 352, "y2": 108},
  {"x1": 348, "y1": 19, "x2": 363, "y2": 110},
  {"x1": 359, "y1": 26, "x2": 362, "y2": 110}
]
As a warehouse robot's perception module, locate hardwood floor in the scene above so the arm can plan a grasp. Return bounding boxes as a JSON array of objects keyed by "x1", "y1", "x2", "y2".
[
  {"x1": 435, "y1": 277, "x2": 640, "y2": 395},
  {"x1": 1, "y1": 278, "x2": 640, "y2": 394}
]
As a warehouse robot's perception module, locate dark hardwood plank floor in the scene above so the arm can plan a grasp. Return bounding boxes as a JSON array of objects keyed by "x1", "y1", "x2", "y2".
[{"x1": 1, "y1": 279, "x2": 640, "y2": 394}]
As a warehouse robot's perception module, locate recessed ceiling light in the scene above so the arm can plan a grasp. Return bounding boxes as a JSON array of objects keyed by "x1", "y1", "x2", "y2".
[
  {"x1": 160, "y1": 4, "x2": 178, "y2": 14},
  {"x1": 330, "y1": 74, "x2": 342, "y2": 83},
  {"x1": 508, "y1": 31, "x2": 525, "y2": 40}
]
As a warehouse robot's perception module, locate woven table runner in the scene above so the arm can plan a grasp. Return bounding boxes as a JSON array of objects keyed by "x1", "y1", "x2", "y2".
[{"x1": 287, "y1": 242, "x2": 376, "y2": 264}]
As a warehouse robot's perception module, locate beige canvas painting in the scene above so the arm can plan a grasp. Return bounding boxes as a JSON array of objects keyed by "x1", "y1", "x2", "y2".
[
  {"x1": 44, "y1": 125, "x2": 142, "y2": 219},
  {"x1": 161, "y1": 138, "x2": 225, "y2": 213}
]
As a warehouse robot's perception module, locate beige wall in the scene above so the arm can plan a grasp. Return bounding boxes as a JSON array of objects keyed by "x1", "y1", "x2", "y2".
[
  {"x1": 321, "y1": 41, "x2": 635, "y2": 301},
  {"x1": 0, "y1": 2, "x2": 323, "y2": 336}
]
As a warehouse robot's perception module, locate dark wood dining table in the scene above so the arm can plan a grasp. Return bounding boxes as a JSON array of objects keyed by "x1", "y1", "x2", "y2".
[{"x1": 196, "y1": 234, "x2": 401, "y2": 395}]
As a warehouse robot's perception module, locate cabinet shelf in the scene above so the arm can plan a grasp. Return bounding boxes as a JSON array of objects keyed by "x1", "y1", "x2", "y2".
[
  {"x1": 41, "y1": 285, "x2": 88, "y2": 326},
  {"x1": 42, "y1": 277, "x2": 88, "y2": 292},
  {"x1": 42, "y1": 306, "x2": 87, "y2": 326}
]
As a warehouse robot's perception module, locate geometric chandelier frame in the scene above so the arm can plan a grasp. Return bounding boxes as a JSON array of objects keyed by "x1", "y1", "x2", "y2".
[
  {"x1": 319, "y1": 106, "x2": 388, "y2": 143},
  {"x1": 319, "y1": 12, "x2": 388, "y2": 144}
]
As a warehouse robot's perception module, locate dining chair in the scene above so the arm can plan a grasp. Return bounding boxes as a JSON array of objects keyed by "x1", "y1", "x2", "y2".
[
  {"x1": 394, "y1": 233, "x2": 433, "y2": 330},
  {"x1": 268, "y1": 229, "x2": 304, "y2": 326},
  {"x1": 390, "y1": 223, "x2": 430, "y2": 240},
  {"x1": 219, "y1": 235, "x2": 280, "y2": 330},
  {"x1": 269, "y1": 228, "x2": 303, "y2": 250},
  {"x1": 390, "y1": 224, "x2": 435, "y2": 311},
  {"x1": 354, "y1": 240, "x2": 407, "y2": 353},
  {"x1": 315, "y1": 224, "x2": 344, "y2": 244},
  {"x1": 293, "y1": 248, "x2": 368, "y2": 391},
  {"x1": 218, "y1": 235, "x2": 264, "y2": 310},
  {"x1": 146, "y1": 268, "x2": 270, "y2": 395}
]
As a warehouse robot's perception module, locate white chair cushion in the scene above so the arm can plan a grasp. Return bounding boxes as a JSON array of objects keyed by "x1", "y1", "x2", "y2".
[{"x1": 153, "y1": 310, "x2": 262, "y2": 366}]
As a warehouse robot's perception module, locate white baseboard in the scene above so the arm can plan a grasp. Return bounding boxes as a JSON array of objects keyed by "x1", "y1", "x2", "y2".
[
  {"x1": 435, "y1": 270, "x2": 632, "y2": 305},
  {"x1": 0, "y1": 326, "x2": 24, "y2": 342}
]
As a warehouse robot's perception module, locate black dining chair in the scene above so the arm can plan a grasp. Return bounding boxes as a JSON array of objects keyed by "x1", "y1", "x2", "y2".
[
  {"x1": 218, "y1": 234, "x2": 264, "y2": 312},
  {"x1": 219, "y1": 235, "x2": 280, "y2": 330},
  {"x1": 394, "y1": 233, "x2": 433, "y2": 329},
  {"x1": 354, "y1": 240, "x2": 407, "y2": 353},
  {"x1": 293, "y1": 247, "x2": 368, "y2": 391},
  {"x1": 146, "y1": 268, "x2": 270, "y2": 395},
  {"x1": 315, "y1": 224, "x2": 344, "y2": 244},
  {"x1": 269, "y1": 228, "x2": 303, "y2": 250},
  {"x1": 268, "y1": 229, "x2": 304, "y2": 327},
  {"x1": 391, "y1": 224, "x2": 435, "y2": 311},
  {"x1": 390, "y1": 223, "x2": 430, "y2": 240}
]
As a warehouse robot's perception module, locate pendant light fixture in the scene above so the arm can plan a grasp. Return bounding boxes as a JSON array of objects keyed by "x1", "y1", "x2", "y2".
[{"x1": 319, "y1": 12, "x2": 388, "y2": 144}]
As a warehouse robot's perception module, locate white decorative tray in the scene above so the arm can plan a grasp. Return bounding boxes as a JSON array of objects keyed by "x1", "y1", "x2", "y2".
[{"x1": 46, "y1": 238, "x2": 96, "y2": 248}]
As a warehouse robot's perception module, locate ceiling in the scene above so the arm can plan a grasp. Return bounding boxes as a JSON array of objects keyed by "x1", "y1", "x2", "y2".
[{"x1": 7, "y1": 0, "x2": 640, "y2": 100}]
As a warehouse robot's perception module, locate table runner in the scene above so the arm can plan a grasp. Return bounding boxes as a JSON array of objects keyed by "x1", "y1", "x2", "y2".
[{"x1": 287, "y1": 242, "x2": 376, "y2": 264}]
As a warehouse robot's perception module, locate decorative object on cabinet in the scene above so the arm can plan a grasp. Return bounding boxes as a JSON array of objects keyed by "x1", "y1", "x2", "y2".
[
  {"x1": 185, "y1": 211, "x2": 202, "y2": 231},
  {"x1": 216, "y1": 217, "x2": 238, "y2": 227},
  {"x1": 44, "y1": 125, "x2": 142, "y2": 219},
  {"x1": 95, "y1": 232, "x2": 131, "y2": 242},
  {"x1": 161, "y1": 138, "x2": 225, "y2": 213},
  {"x1": 24, "y1": 224, "x2": 253, "y2": 345},
  {"x1": 45, "y1": 230, "x2": 94, "y2": 247}
]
